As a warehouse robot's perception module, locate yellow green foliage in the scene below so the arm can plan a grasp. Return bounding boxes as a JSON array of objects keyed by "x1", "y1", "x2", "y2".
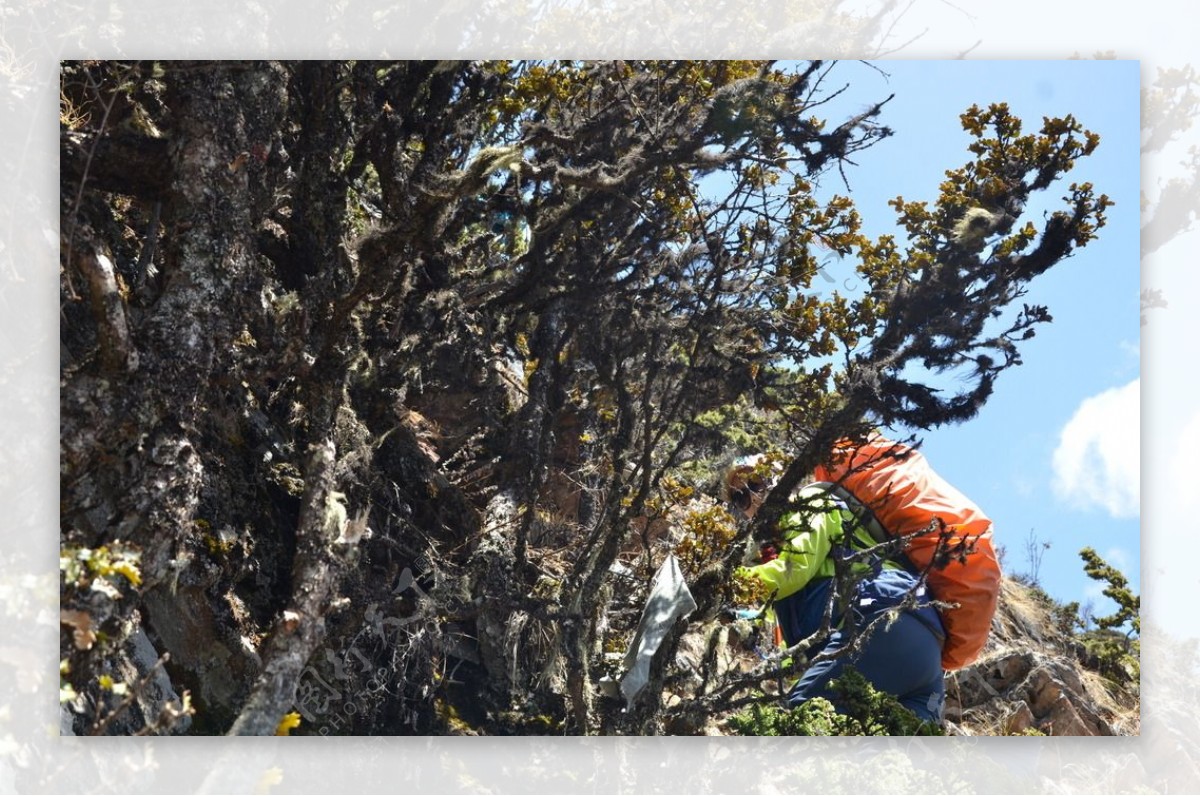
[
  {"x1": 202, "y1": 526, "x2": 238, "y2": 557},
  {"x1": 274, "y1": 711, "x2": 301, "y2": 736},
  {"x1": 59, "y1": 659, "x2": 76, "y2": 704},
  {"x1": 672, "y1": 503, "x2": 737, "y2": 579},
  {"x1": 727, "y1": 670, "x2": 943, "y2": 736},
  {"x1": 434, "y1": 697, "x2": 475, "y2": 735},
  {"x1": 731, "y1": 568, "x2": 773, "y2": 606},
  {"x1": 60, "y1": 543, "x2": 143, "y2": 590},
  {"x1": 97, "y1": 674, "x2": 128, "y2": 696},
  {"x1": 603, "y1": 632, "x2": 630, "y2": 655}
]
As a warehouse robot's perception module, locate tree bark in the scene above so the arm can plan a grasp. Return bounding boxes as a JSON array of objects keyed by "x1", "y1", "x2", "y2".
[{"x1": 228, "y1": 440, "x2": 343, "y2": 735}]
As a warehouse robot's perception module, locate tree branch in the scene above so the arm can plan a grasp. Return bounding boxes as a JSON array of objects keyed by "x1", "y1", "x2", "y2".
[
  {"x1": 72, "y1": 236, "x2": 139, "y2": 374},
  {"x1": 227, "y1": 439, "x2": 346, "y2": 736}
]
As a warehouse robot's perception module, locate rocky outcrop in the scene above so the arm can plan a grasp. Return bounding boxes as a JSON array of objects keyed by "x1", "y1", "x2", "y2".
[
  {"x1": 663, "y1": 575, "x2": 1139, "y2": 736},
  {"x1": 944, "y1": 579, "x2": 1137, "y2": 736}
]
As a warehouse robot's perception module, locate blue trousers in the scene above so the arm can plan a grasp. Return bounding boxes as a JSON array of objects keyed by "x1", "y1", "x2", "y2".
[{"x1": 776, "y1": 571, "x2": 946, "y2": 724}]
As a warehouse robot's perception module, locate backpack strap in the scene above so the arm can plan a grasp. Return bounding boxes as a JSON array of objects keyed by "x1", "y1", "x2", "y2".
[
  {"x1": 810, "y1": 482, "x2": 945, "y2": 644},
  {"x1": 808, "y1": 481, "x2": 890, "y2": 546},
  {"x1": 808, "y1": 480, "x2": 922, "y2": 579}
]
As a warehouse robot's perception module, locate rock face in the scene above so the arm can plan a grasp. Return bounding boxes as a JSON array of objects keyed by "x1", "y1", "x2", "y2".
[
  {"x1": 943, "y1": 579, "x2": 1138, "y2": 736},
  {"x1": 62, "y1": 627, "x2": 192, "y2": 736}
]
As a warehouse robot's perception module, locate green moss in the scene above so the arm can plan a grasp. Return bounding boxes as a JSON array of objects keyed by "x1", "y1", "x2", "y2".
[
  {"x1": 202, "y1": 533, "x2": 237, "y2": 557},
  {"x1": 60, "y1": 542, "x2": 143, "y2": 589},
  {"x1": 269, "y1": 462, "x2": 306, "y2": 497}
]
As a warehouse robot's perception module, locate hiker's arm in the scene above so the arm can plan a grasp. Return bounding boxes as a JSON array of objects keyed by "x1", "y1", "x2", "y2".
[{"x1": 735, "y1": 510, "x2": 840, "y2": 601}]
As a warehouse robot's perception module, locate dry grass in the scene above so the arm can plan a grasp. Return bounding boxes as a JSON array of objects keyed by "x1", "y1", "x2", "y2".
[{"x1": 60, "y1": 88, "x2": 91, "y2": 131}]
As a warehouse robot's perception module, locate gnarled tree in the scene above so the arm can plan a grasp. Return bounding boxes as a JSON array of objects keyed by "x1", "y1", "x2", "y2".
[{"x1": 60, "y1": 60, "x2": 1109, "y2": 735}]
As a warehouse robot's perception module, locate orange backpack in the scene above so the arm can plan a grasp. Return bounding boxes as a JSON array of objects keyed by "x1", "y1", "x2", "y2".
[{"x1": 812, "y1": 434, "x2": 1001, "y2": 670}]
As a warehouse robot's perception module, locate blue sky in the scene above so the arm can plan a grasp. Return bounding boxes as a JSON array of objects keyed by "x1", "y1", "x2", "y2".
[{"x1": 801, "y1": 60, "x2": 1141, "y2": 619}]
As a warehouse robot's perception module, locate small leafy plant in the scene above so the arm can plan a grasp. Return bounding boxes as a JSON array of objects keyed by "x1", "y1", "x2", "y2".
[{"x1": 727, "y1": 669, "x2": 944, "y2": 736}]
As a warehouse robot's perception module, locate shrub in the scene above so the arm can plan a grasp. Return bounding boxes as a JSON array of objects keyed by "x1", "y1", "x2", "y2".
[{"x1": 727, "y1": 669, "x2": 944, "y2": 736}]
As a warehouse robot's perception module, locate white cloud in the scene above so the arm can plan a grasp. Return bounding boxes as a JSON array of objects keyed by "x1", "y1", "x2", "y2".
[{"x1": 1052, "y1": 379, "x2": 1140, "y2": 518}]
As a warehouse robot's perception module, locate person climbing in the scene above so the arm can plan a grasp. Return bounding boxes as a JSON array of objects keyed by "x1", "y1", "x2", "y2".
[
  {"x1": 811, "y1": 433, "x2": 1001, "y2": 673},
  {"x1": 725, "y1": 451, "x2": 949, "y2": 725}
]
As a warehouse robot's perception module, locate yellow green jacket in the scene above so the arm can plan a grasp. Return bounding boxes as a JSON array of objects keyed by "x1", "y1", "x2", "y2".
[{"x1": 736, "y1": 484, "x2": 903, "y2": 601}]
